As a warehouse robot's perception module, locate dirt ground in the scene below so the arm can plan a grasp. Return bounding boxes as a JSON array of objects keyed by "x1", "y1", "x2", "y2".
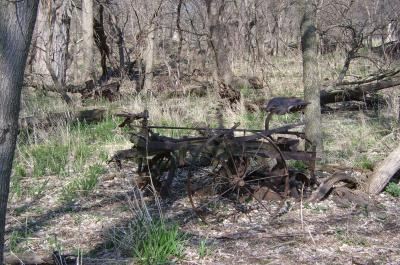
[{"x1": 5, "y1": 160, "x2": 400, "y2": 265}]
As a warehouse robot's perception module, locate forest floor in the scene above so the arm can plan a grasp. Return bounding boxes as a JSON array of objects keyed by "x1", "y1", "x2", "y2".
[
  {"x1": 5, "y1": 160, "x2": 400, "y2": 264},
  {"x1": 5, "y1": 101, "x2": 400, "y2": 264},
  {"x1": 5, "y1": 55, "x2": 400, "y2": 264}
]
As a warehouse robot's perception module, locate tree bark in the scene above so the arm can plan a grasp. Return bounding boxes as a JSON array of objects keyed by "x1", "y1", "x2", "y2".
[
  {"x1": 46, "y1": 0, "x2": 72, "y2": 104},
  {"x1": 94, "y1": 4, "x2": 110, "y2": 80},
  {"x1": 82, "y1": 0, "x2": 95, "y2": 81},
  {"x1": 143, "y1": 22, "x2": 155, "y2": 92},
  {"x1": 0, "y1": 1, "x2": 39, "y2": 263},
  {"x1": 300, "y1": 0, "x2": 323, "y2": 154},
  {"x1": 368, "y1": 144, "x2": 400, "y2": 195},
  {"x1": 176, "y1": 0, "x2": 184, "y2": 79},
  {"x1": 206, "y1": 0, "x2": 233, "y2": 86}
]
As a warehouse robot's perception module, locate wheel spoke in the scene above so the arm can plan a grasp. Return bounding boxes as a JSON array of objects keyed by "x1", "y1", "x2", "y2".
[
  {"x1": 194, "y1": 186, "x2": 236, "y2": 211},
  {"x1": 244, "y1": 186, "x2": 273, "y2": 215}
]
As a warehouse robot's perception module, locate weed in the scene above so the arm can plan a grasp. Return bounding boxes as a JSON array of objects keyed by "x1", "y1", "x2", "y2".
[
  {"x1": 303, "y1": 202, "x2": 328, "y2": 213},
  {"x1": 335, "y1": 229, "x2": 369, "y2": 247},
  {"x1": 61, "y1": 164, "x2": 105, "y2": 201},
  {"x1": 113, "y1": 217, "x2": 186, "y2": 265},
  {"x1": 288, "y1": 160, "x2": 308, "y2": 171},
  {"x1": 241, "y1": 112, "x2": 264, "y2": 129},
  {"x1": 73, "y1": 143, "x2": 93, "y2": 171},
  {"x1": 46, "y1": 236, "x2": 64, "y2": 252},
  {"x1": 8, "y1": 230, "x2": 31, "y2": 253},
  {"x1": 14, "y1": 163, "x2": 27, "y2": 178},
  {"x1": 357, "y1": 155, "x2": 374, "y2": 171},
  {"x1": 27, "y1": 143, "x2": 69, "y2": 177},
  {"x1": 76, "y1": 118, "x2": 121, "y2": 143},
  {"x1": 99, "y1": 149, "x2": 109, "y2": 162},
  {"x1": 198, "y1": 239, "x2": 209, "y2": 259},
  {"x1": 131, "y1": 219, "x2": 185, "y2": 264},
  {"x1": 80, "y1": 164, "x2": 106, "y2": 195},
  {"x1": 385, "y1": 182, "x2": 400, "y2": 197},
  {"x1": 28, "y1": 179, "x2": 49, "y2": 199},
  {"x1": 10, "y1": 176, "x2": 23, "y2": 200}
]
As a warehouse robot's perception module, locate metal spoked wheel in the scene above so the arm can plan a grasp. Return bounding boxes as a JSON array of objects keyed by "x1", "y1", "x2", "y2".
[{"x1": 187, "y1": 134, "x2": 289, "y2": 222}]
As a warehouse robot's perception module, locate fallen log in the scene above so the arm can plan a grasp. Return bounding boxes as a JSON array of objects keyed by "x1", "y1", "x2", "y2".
[
  {"x1": 308, "y1": 171, "x2": 358, "y2": 202},
  {"x1": 81, "y1": 80, "x2": 121, "y2": 101},
  {"x1": 19, "y1": 109, "x2": 106, "y2": 131},
  {"x1": 367, "y1": 144, "x2": 400, "y2": 195},
  {"x1": 320, "y1": 76, "x2": 400, "y2": 105},
  {"x1": 4, "y1": 251, "x2": 76, "y2": 265},
  {"x1": 28, "y1": 80, "x2": 121, "y2": 102}
]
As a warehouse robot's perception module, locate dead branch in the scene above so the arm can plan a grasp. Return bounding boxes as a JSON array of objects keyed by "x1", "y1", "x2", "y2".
[
  {"x1": 368, "y1": 144, "x2": 400, "y2": 195},
  {"x1": 19, "y1": 109, "x2": 106, "y2": 131},
  {"x1": 320, "y1": 76, "x2": 400, "y2": 105}
]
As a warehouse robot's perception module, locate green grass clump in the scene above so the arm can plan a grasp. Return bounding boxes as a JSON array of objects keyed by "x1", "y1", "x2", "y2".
[
  {"x1": 131, "y1": 219, "x2": 185, "y2": 264},
  {"x1": 385, "y1": 182, "x2": 400, "y2": 197},
  {"x1": 61, "y1": 164, "x2": 106, "y2": 201},
  {"x1": 72, "y1": 118, "x2": 123, "y2": 143},
  {"x1": 288, "y1": 160, "x2": 308, "y2": 171},
  {"x1": 8, "y1": 230, "x2": 31, "y2": 253},
  {"x1": 10, "y1": 163, "x2": 26, "y2": 199},
  {"x1": 198, "y1": 239, "x2": 209, "y2": 259},
  {"x1": 356, "y1": 155, "x2": 375, "y2": 171},
  {"x1": 241, "y1": 112, "x2": 264, "y2": 129},
  {"x1": 73, "y1": 144, "x2": 94, "y2": 171},
  {"x1": 335, "y1": 229, "x2": 369, "y2": 247},
  {"x1": 29, "y1": 143, "x2": 69, "y2": 177}
]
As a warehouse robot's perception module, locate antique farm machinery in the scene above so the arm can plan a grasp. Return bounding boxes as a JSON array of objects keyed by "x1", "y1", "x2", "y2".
[{"x1": 112, "y1": 97, "x2": 317, "y2": 220}]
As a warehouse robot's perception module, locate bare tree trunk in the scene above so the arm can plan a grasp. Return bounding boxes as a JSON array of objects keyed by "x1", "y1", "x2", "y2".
[
  {"x1": 94, "y1": 4, "x2": 110, "y2": 80},
  {"x1": 82, "y1": 0, "x2": 95, "y2": 81},
  {"x1": 46, "y1": 0, "x2": 72, "y2": 103},
  {"x1": 115, "y1": 23, "x2": 125, "y2": 72},
  {"x1": 176, "y1": 0, "x2": 184, "y2": 79},
  {"x1": 301, "y1": 0, "x2": 323, "y2": 154},
  {"x1": 206, "y1": 0, "x2": 233, "y2": 86},
  {"x1": 143, "y1": 23, "x2": 155, "y2": 92},
  {"x1": 0, "y1": 1, "x2": 39, "y2": 263}
]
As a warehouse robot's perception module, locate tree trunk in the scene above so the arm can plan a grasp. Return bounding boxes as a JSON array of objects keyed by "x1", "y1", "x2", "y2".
[
  {"x1": 82, "y1": 0, "x2": 95, "y2": 81},
  {"x1": 94, "y1": 4, "x2": 110, "y2": 80},
  {"x1": 300, "y1": 0, "x2": 323, "y2": 154},
  {"x1": 176, "y1": 0, "x2": 184, "y2": 79},
  {"x1": 143, "y1": 23, "x2": 155, "y2": 92},
  {"x1": 368, "y1": 144, "x2": 400, "y2": 195},
  {"x1": 109, "y1": 13, "x2": 126, "y2": 72},
  {"x1": 46, "y1": 0, "x2": 72, "y2": 104},
  {"x1": 206, "y1": 0, "x2": 233, "y2": 86},
  {"x1": 205, "y1": 0, "x2": 240, "y2": 105},
  {"x1": 0, "y1": 1, "x2": 39, "y2": 263}
]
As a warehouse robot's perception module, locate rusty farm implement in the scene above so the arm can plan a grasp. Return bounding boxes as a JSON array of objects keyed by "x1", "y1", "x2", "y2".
[{"x1": 111, "y1": 97, "x2": 317, "y2": 221}]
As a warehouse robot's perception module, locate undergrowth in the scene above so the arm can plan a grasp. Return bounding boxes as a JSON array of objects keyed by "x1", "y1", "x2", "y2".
[
  {"x1": 131, "y1": 219, "x2": 185, "y2": 264},
  {"x1": 110, "y1": 189, "x2": 186, "y2": 265},
  {"x1": 61, "y1": 164, "x2": 106, "y2": 202},
  {"x1": 385, "y1": 182, "x2": 400, "y2": 197}
]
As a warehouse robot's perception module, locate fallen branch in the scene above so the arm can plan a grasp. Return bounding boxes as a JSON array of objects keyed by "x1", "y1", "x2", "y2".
[
  {"x1": 308, "y1": 172, "x2": 358, "y2": 202},
  {"x1": 4, "y1": 251, "x2": 76, "y2": 265},
  {"x1": 320, "y1": 76, "x2": 400, "y2": 105},
  {"x1": 367, "y1": 144, "x2": 400, "y2": 195},
  {"x1": 19, "y1": 109, "x2": 106, "y2": 131}
]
